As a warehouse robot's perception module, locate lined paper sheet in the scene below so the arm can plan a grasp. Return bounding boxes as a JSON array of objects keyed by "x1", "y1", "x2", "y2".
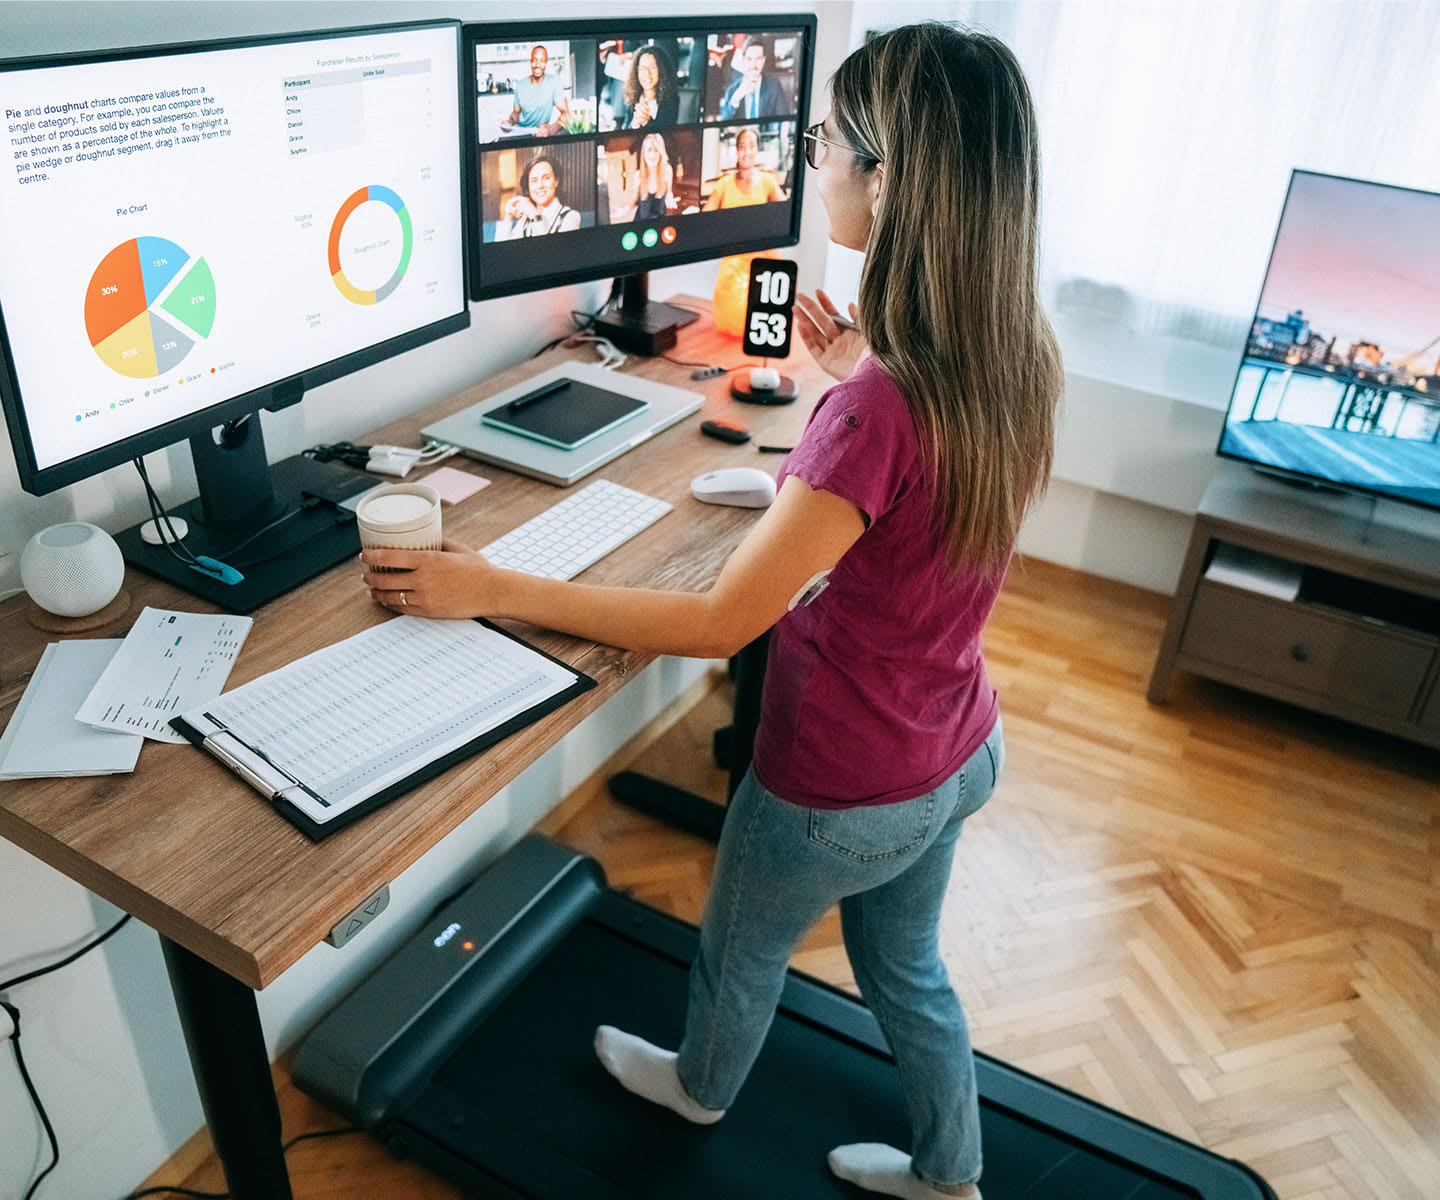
[{"x1": 178, "y1": 617, "x2": 579, "y2": 824}]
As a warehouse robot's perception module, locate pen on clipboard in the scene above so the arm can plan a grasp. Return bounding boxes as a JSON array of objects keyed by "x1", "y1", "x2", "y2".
[{"x1": 509, "y1": 379, "x2": 571, "y2": 411}]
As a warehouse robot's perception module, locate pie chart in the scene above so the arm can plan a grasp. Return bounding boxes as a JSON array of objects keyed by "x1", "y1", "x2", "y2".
[{"x1": 84, "y1": 237, "x2": 215, "y2": 379}]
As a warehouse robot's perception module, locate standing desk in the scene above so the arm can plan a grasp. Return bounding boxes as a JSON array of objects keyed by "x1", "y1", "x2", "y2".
[{"x1": 0, "y1": 300, "x2": 818, "y2": 1199}]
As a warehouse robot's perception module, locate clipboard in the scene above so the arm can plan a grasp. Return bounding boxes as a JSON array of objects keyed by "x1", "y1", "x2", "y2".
[
  {"x1": 479, "y1": 378, "x2": 649, "y2": 450},
  {"x1": 170, "y1": 618, "x2": 595, "y2": 842}
]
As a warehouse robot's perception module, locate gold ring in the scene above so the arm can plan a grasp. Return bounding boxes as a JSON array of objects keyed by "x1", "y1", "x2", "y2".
[{"x1": 400, "y1": 591, "x2": 408, "y2": 607}]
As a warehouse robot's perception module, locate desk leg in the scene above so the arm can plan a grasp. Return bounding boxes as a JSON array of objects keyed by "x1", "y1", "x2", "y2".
[
  {"x1": 726, "y1": 631, "x2": 769, "y2": 799},
  {"x1": 161, "y1": 938, "x2": 294, "y2": 1200},
  {"x1": 609, "y1": 632, "x2": 770, "y2": 841}
]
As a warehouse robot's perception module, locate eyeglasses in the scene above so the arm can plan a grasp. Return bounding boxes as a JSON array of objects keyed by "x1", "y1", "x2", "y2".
[{"x1": 802, "y1": 121, "x2": 876, "y2": 170}]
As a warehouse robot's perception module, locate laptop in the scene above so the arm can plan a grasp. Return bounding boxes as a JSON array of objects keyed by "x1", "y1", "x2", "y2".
[{"x1": 422, "y1": 363, "x2": 704, "y2": 486}]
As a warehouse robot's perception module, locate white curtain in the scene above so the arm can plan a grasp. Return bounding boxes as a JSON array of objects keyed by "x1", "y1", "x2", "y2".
[{"x1": 849, "y1": 1, "x2": 1440, "y2": 350}]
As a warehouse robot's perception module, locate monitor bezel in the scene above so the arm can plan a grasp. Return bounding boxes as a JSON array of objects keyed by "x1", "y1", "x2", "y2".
[
  {"x1": 0, "y1": 19, "x2": 472, "y2": 498},
  {"x1": 1215, "y1": 167, "x2": 1440, "y2": 515},
  {"x1": 462, "y1": 13, "x2": 818, "y2": 303}
]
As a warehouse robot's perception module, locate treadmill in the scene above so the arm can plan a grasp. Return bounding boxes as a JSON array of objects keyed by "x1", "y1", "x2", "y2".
[{"x1": 294, "y1": 832, "x2": 1275, "y2": 1199}]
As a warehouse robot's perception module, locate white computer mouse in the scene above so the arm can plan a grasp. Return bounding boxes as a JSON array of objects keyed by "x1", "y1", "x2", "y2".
[{"x1": 690, "y1": 467, "x2": 777, "y2": 508}]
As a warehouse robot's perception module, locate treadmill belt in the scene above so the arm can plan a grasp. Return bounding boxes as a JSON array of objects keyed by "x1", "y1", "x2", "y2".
[{"x1": 402, "y1": 914, "x2": 1197, "y2": 1199}]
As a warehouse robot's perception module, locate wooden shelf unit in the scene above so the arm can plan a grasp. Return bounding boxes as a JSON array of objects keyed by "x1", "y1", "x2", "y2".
[{"x1": 1148, "y1": 465, "x2": 1440, "y2": 749}]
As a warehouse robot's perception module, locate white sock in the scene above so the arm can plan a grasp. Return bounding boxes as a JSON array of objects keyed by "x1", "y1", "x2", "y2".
[
  {"x1": 594, "y1": 1025, "x2": 726, "y2": 1125},
  {"x1": 828, "y1": 1143, "x2": 978, "y2": 1199}
]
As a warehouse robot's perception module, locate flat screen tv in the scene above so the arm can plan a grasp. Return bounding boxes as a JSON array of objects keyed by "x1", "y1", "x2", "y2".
[{"x1": 1218, "y1": 170, "x2": 1440, "y2": 513}]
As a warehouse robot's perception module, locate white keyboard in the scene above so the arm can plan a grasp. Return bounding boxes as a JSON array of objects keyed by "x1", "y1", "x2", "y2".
[{"x1": 480, "y1": 479, "x2": 671, "y2": 580}]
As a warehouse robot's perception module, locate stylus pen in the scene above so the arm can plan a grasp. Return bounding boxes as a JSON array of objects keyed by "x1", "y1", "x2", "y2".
[
  {"x1": 509, "y1": 379, "x2": 571, "y2": 410},
  {"x1": 757, "y1": 444, "x2": 794, "y2": 453}
]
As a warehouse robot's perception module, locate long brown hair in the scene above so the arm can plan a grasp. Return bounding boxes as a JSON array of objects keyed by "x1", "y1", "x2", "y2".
[
  {"x1": 831, "y1": 24, "x2": 1062, "y2": 579},
  {"x1": 623, "y1": 43, "x2": 677, "y2": 111}
]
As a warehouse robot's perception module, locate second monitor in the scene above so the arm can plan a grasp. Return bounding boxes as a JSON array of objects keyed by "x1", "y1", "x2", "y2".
[{"x1": 465, "y1": 14, "x2": 816, "y2": 352}]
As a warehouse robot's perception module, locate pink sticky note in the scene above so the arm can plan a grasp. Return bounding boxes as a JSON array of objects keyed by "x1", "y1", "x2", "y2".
[{"x1": 420, "y1": 465, "x2": 491, "y2": 505}]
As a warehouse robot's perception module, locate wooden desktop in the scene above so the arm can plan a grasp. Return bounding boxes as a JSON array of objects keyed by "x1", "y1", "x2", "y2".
[{"x1": 0, "y1": 299, "x2": 826, "y2": 1199}]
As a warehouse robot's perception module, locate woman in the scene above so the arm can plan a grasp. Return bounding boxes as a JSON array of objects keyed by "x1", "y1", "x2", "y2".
[
  {"x1": 494, "y1": 156, "x2": 581, "y2": 240},
  {"x1": 634, "y1": 132, "x2": 675, "y2": 220},
  {"x1": 624, "y1": 44, "x2": 678, "y2": 129},
  {"x1": 703, "y1": 125, "x2": 782, "y2": 209},
  {"x1": 364, "y1": 23, "x2": 1062, "y2": 1200}
]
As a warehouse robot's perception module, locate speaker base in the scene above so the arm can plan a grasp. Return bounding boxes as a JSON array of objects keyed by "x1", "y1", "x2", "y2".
[{"x1": 27, "y1": 590, "x2": 133, "y2": 634}]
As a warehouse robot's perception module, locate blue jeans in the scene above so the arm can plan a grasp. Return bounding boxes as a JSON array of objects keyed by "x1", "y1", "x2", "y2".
[{"x1": 676, "y1": 719, "x2": 1003, "y2": 1188}]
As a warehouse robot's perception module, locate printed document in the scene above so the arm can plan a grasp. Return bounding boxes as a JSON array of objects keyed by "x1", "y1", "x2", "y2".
[
  {"x1": 177, "y1": 617, "x2": 579, "y2": 824},
  {"x1": 77, "y1": 607, "x2": 252, "y2": 743}
]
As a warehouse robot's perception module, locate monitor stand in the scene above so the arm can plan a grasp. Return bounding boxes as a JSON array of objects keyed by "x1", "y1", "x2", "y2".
[
  {"x1": 592, "y1": 272, "x2": 700, "y2": 356},
  {"x1": 113, "y1": 417, "x2": 375, "y2": 613}
]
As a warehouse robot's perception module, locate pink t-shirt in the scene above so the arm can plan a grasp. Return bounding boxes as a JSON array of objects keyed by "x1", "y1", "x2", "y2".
[{"x1": 752, "y1": 356, "x2": 1004, "y2": 809}]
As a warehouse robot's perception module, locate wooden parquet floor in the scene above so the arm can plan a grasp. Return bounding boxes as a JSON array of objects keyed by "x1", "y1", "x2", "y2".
[{"x1": 147, "y1": 557, "x2": 1440, "y2": 1200}]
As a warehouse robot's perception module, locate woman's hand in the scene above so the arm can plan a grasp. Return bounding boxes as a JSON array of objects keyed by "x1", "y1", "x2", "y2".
[
  {"x1": 795, "y1": 289, "x2": 865, "y2": 381},
  {"x1": 505, "y1": 195, "x2": 537, "y2": 221},
  {"x1": 361, "y1": 540, "x2": 507, "y2": 620},
  {"x1": 634, "y1": 96, "x2": 657, "y2": 126}
]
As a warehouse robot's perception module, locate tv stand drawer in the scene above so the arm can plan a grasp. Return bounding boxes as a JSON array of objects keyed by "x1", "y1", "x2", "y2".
[{"x1": 1179, "y1": 582, "x2": 1433, "y2": 719}]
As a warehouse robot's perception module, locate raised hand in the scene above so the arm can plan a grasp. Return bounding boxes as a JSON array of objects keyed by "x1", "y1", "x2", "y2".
[
  {"x1": 795, "y1": 289, "x2": 865, "y2": 381},
  {"x1": 505, "y1": 195, "x2": 538, "y2": 221}
]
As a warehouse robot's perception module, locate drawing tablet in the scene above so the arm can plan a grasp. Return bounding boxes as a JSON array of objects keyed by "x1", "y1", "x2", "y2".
[
  {"x1": 480, "y1": 380, "x2": 648, "y2": 450},
  {"x1": 422, "y1": 364, "x2": 705, "y2": 487}
]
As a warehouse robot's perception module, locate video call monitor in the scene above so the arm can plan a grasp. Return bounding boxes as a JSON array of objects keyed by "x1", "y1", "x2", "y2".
[
  {"x1": 0, "y1": 21, "x2": 469, "y2": 498},
  {"x1": 464, "y1": 15, "x2": 816, "y2": 306},
  {"x1": 1218, "y1": 170, "x2": 1440, "y2": 512}
]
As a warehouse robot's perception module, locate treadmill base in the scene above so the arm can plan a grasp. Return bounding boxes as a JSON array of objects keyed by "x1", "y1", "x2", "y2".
[{"x1": 294, "y1": 836, "x2": 1274, "y2": 1200}]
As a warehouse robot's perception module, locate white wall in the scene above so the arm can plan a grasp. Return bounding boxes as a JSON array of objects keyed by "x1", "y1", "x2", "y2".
[{"x1": 0, "y1": 4, "x2": 855, "y2": 1198}]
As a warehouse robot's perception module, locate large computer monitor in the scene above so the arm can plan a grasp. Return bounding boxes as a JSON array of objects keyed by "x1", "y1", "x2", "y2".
[
  {"x1": 465, "y1": 14, "x2": 816, "y2": 353},
  {"x1": 0, "y1": 20, "x2": 469, "y2": 609}
]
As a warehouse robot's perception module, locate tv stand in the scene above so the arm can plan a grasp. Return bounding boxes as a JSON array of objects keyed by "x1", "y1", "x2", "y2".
[{"x1": 1148, "y1": 465, "x2": 1440, "y2": 748}]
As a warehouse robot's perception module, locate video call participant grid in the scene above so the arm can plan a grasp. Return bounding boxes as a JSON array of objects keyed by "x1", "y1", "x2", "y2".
[{"x1": 472, "y1": 30, "x2": 803, "y2": 245}]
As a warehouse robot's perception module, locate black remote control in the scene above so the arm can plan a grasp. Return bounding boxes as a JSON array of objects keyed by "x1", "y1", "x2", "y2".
[{"x1": 700, "y1": 419, "x2": 752, "y2": 445}]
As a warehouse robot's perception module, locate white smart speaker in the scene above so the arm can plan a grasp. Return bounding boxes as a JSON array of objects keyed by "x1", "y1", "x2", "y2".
[{"x1": 20, "y1": 522, "x2": 131, "y2": 631}]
